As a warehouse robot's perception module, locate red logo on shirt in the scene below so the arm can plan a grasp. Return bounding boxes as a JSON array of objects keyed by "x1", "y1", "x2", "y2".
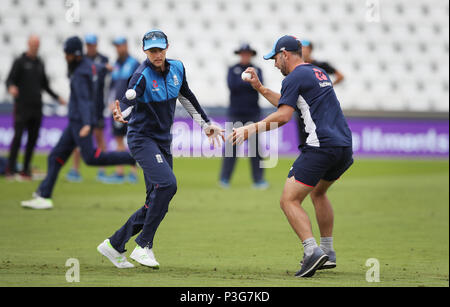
[
  {"x1": 153, "y1": 80, "x2": 158, "y2": 88},
  {"x1": 313, "y1": 68, "x2": 328, "y2": 81}
]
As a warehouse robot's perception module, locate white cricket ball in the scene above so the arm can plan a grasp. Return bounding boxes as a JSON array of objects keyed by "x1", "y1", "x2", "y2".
[
  {"x1": 125, "y1": 89, "x2": 136, "y2": 100},
  {"x1": 241, "y1": 71, "x2": 252, "y2": 81}
]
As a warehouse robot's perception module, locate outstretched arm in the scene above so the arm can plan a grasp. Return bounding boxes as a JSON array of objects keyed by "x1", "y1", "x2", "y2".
[
  {"x1": 179, "y1": 68, "x2": 224, "y2": 148},
  {"x1": 228, "y1": 105, "x2": 295, "y2": 145},
  {"x1": 113, "y1": 73, "x2": 146, "y2": 121}
]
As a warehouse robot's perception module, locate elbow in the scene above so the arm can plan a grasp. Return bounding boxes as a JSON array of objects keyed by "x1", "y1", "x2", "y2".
[{"x1": 279, "y1": 113, "x2": 292, "y2": 126}]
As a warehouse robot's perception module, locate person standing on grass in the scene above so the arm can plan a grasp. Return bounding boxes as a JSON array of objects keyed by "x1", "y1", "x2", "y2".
[
  {"x1": 229, "y1": 35, "x2": 353, "y2": 278},
  {"x1": 5, "y1": 34, "x2": 66, "y2": 181},
  {"x1": 219, "y1": 43, "x2": 268, "y2": 190},
  {"x1": 102, "y1": 36, "x2": 140, "y2": 184},
  {"x1": 97, "y1": 29, "x2": 224, "y2": 269},
  {"x1": 20, "y1": 36, "x2": 136, "y2": 210},
  {"x1": 66, "y1": 33, "x2": 112, "y2": 183}
]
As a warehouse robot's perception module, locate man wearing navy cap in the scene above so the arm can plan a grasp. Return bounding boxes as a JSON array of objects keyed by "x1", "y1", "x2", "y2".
[
  {"x1": 97, "y1": 29, "x2": 225, "y2": 269},
  {"x1": 229, "y1": 35, "x2": 353, "y2": 278},
  {"x1": 21, "y1": 36, "x2": 136, "y2": 210},
  {"x1": 66, "y1": 33, "x2": 112, "y2": 183},
  {"x1": 104, "y1": 36, "x2": 140, "y2": 184},
  {"x1": 219, "y1": 43, "x2": 268, "y2": 190}
]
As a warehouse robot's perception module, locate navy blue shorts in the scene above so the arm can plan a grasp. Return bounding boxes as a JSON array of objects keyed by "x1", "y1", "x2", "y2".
[{"x1": 288, "y1": 146, "x2": 354, "y2": 187}]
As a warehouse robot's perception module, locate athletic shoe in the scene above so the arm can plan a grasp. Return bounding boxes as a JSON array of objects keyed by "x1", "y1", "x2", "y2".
[
  {"x1": 16, "y1": 171, "x2": 32, "y2": 182},
  {"x1": 295, "y1": 247, "x2": 329, "y2": 278},
  {"x1": 130, "y1": 245, "x2": 160, "y2": 269},
  {"x1": 101, "y1": 173, "x2": 125, "y2": 184},
  {"x1": 253, "y1": 180, "x2": 269, "y2": 190},
  {"x1": 66, "y1": 169, "x2": 82, "y2": 182},
  {"x1": 97, "y1": 239, "x2": 134, "y2": 269},
  {"x1": 218, "y1": 179, "x2": 230, "y2": 189},
  {"x1": 127, "y1": 173, "x2": 138, "y2": 184},
  {"x1": 21, "y1": 196, "x2": 53, "y2": 210},
  {"x1": 318, "y1": 250, "x2": 336, "y2": 270},
  {"x1": 96, "y1": 170, "x2": 107, "y2": 182}
]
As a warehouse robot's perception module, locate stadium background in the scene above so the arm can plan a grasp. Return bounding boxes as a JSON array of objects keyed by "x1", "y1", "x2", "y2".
[
  {"x1": 0, "y1": 0, "x2": 448, "y2": 158},
  {"x1": 0, "y1": 0, "x2": 448, "y2": 287}
]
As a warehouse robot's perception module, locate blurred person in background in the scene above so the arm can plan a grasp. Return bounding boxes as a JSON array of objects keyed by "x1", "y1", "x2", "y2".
[
  {"x1": 66, "y1": 33, "x2": 112, "y2": 183},
  {"x1": 21, "y1": 36, "x2": 136, "y2": 210},
  {"x1": 5, "y1": 34, "x2": 66, "y2": 181},
  {"x1": 104, "y1": 36, "x2": 140, "y2": 184},
  {"x1": 0, "y1": 156, "x2": 7, "y2": 176},
  {"x1": 219, "y1": 43, "x2": 268, "y2": 190},
  {"x1": 301, "y1": 40, "x2": 344, "y2": 85}
]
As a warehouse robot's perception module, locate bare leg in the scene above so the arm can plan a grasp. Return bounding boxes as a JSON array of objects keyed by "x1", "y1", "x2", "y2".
[
  {"x1": 73, "y1": 148, "x2": 81, "y2": 171},
  {"x1": 310, "y1": 179, "x2": 335, "y2": 238},
  {"x1": 280, "y1": 176, "x2": 315, "y2": 241}
]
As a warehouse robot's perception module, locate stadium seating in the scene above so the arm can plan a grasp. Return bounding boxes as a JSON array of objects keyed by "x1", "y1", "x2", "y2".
[{"x1": 0, "y1": 0, "x2": 448, "y2": 112}]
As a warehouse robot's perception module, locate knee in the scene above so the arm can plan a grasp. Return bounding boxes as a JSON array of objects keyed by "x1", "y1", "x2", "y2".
[
  {"x1": 80, "y1": 150, "x2": 99, "y2": 166},
  {"x1": 82, "y1": 154, "x2": 95, "y2": 166},
  {"x1": 310, "y1": 190, "x2": 327, "y2": 202},
  {"x1": 280, "y1": 196, "x2": 297, "y2": 213},
  {"x1": 161, "y1": 176, "x2": 177, "y2": 195}
]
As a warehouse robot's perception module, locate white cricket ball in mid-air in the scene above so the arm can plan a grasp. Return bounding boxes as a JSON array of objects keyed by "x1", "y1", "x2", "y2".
[
  {"x1": 241, "y1": 71, "x2": 252, "y2": 81},
  {"x1": 125, "y1": 89, "x2": 136, "y2": 100}
]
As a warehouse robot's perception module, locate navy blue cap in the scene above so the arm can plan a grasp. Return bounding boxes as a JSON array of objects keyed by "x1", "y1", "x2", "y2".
[
  {"x1": 263, "y1": 35, "x2": 301, "y2": 60},
  {"x1": 85, "y1": 33, "x2": 98, "y2": 45},
  {"x1": 64, "y1": 36, "x2": 83, "y2": 56},
  {"x1": 113, "y1": 36, "x2": 127, "y2": 45},
  {"x1": 142, "y1": 29, "x2": 168, "y2": 51},
  {"x1": 234, "y1": 43, "x2": 257, "y2": 56}
]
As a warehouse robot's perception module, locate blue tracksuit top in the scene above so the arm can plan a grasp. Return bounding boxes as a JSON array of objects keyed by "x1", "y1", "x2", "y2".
[
  {"x1": 120, "y1": 58, "x2": 210, "y2": 144},
  {"x1": 111, "y1": 55, "x2": 140, "y2": 100},
  {"x1": 227, "y1": 63, "x2": 263, "y2": 118},
  {"x1": 68, "y1": 57, "x2": 95, "y2": 126}
]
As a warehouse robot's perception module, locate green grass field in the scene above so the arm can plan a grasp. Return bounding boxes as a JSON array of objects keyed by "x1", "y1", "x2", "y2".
[{"x1": 0, "y1": 155, "x2": 448, "y2": 287}]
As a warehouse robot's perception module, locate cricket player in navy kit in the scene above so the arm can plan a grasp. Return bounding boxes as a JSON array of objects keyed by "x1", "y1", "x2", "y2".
[
  {"x1": 21, "y1": 36, "x2": 136, "y2": 210},
  {"x1": 230, "y1": 36, "x2": 353, "y2": 278},
  {"x1": 97, "y1": 30, "x2": 224, "y2": 269}
]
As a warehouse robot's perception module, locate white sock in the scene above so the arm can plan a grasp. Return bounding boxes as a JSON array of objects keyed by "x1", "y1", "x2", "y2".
[
  {"x1": 320, "y1": 237, "x2": 334, "y2": 254},
  {"x1": 302, "y1": 237, "x2": 318, "y2": 256}
]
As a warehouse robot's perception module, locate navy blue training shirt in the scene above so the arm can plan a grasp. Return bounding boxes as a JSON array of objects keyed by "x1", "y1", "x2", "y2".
[
  {"x1": 68, "y1": 57, "x2": 95, "y2": 126},
  {"x1": 120, "y1": 58, "x2": 210, "y2": 144},
  {"x1": 227, "y1": 63, "x2": 263, "y2": 118},
  {"x1": 278, "y1": 63, "x2": 352, "y2": 148}
]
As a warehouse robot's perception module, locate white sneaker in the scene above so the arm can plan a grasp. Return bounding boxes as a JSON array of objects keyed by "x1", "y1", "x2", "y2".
[
  {"x1": 97, "y1": 239, "x2": 134, "y2": 269},
  {"x1": 130, "y1": 245, "x2": 160, "y2": 269},
  {"x1": 21, "y1": 197, "x2": 53, "y2": 210}
]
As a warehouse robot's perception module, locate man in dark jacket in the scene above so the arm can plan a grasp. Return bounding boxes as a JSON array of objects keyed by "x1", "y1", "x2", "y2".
[
  {"x1": 66, "y1": 33, "x2": 112, "y2": 183},
  {"x1": 5, "y1": 35, "x2": 66, "y2": 180},
  {"x1": 219, "y1": 43, "x2": 268, "y2": 189},
  {"x1": 20, "y1": 36, "x2": 136, "y2": 210}
]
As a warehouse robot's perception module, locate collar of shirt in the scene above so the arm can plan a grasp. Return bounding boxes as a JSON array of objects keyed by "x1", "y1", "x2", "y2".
[{"x1": 145, "y1": 58, "x2": 171, "y2": 77}]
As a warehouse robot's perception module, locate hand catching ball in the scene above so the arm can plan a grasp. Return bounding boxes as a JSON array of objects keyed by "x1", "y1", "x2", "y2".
[{"x1": 241, "y1": 71, "x2": 252, "y2": 81}]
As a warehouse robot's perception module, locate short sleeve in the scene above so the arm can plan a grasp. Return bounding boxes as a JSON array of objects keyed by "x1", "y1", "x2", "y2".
[{"x1": 277, "y1": 76, "x2": 300, "y2": 109}]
